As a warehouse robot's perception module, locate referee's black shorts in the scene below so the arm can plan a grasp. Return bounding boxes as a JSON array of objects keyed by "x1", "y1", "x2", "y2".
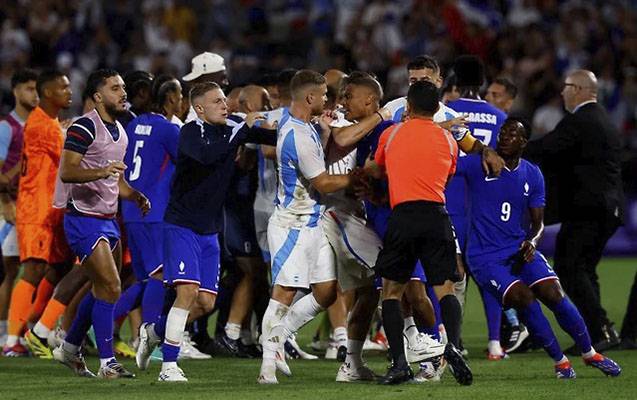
[{"x1": 375, "y1": 200, "x2": 457, "y2": 286}]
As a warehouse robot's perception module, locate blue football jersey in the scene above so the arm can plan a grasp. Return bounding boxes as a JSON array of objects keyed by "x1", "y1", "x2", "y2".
[
  {"x1": 445, "y1": 98, "x2": 507, "y2": 249},
  {"x1": 122, "y1": 113, "x2": 179, "y2": 222},
  {"x1": 458, "y1": 154, "x2": 545, "y2": 259}
]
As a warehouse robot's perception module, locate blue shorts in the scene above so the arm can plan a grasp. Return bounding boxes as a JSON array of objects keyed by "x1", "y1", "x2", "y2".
[
  {"x1": 375, "y1": 261, "x2": 427, "y2": 290},
  {"x1": 469, "y1": 250, "x2": 558, "y2": 303},
  {"x1": 64, "y1": 214, "x2": 120, "y2": 263},
  {"x1": 126, "y1": 222, "x2": 164, "y2": 280},
  {"x1": 222, "y1": 203, "x2": 260, "y2": 258},
  {"x1": 163, "y1": 222, "x2": 221, "y2": 294}
]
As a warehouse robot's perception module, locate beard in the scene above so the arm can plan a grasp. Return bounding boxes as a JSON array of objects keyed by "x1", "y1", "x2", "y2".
[
  {"x1": 104, "y1": 101, "x2": 128, "y2": 119},
  {"x1": 18, "y1": 99, "x2": 37, "y2": 112}
]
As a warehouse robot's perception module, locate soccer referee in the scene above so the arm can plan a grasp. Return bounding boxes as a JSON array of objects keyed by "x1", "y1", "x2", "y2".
[{"x1": 368, "y1": 81, "x2": 472, "y2": 385}]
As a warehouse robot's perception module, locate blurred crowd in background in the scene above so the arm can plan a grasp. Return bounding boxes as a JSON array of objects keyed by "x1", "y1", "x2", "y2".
[{"x1": 0, "y1": 0, "x2": 636, "y2": 193}]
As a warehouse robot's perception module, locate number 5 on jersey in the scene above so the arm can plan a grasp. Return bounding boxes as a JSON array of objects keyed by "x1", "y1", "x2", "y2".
[{"x1": 129, "y1": 140, "x2": 144, "y2": 181}]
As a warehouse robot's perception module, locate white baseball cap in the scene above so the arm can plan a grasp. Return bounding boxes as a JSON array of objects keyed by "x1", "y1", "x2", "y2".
[{"x1": 182, "y1": 52, "x2": 226, "y2": 82}]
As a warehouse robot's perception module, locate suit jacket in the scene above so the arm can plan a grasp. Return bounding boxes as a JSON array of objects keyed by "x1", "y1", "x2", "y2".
[{"x1": 525, "y1": 102, "x2": 624, "y2": 224}]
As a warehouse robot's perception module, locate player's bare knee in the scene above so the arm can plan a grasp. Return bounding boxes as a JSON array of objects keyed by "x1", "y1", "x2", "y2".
[
  {"x1": 197, "y1": 292, "x2": 216, "y2": 314},
  {"x1": 313, "y1": 281, "x2": 337, "y2": 308}
]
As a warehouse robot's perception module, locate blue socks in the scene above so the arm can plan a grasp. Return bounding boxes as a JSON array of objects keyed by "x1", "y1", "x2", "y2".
[
  {"x1": 518, "y1": 300, "x2": 563, "y2": 362},
  {"x1": 142, "y1": 278, "x2": 166, "y2": 323},
  {"x1": 114, "y1": 281, "x2": 145, "y2": 320},
  {"x1": 425, "y1": 285, "x2": 441, "y2": 340},
  {"x1": 162, "y1": 342, "x2": 180, "y2": 363},
  {"x1": 92, "y1": 299, "x2": 116, "y2": 359},
  {"x1": 65, "y1": 292, "x2": 96, "y2": 346},
  {"x1": 549, "y1": 296, "x2": 592, "y2": 354},
  {"x1": 481, "y1": 288, "x2": 502, "y2": 341}
]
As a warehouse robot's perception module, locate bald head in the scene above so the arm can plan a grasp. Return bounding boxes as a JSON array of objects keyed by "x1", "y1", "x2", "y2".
[
  {"x1": 324, "y1": 69, "x2": 347, "y2": 110},
  {"x1": 562, "y1": 69, "x2": 598, "y2": 112},
  {"x1": 226, "y1": 87, "x2": 242, "y2": 114},
  {"x1": 238, "y1": 85, "x2": 271, "y2": 113},
  {"x1": 569, "y1": 70, "x2": 598, "y2": 93},
  {"x1": 324, "y1": 69, "x2": 347, "y2": 88}
]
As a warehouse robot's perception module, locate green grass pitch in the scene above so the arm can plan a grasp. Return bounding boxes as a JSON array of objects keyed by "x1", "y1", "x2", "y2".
[{"x1": 1, "y1": 258, "x2": 636, "y2": 399}]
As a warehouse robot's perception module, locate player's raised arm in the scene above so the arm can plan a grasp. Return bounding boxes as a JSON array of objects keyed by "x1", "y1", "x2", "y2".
[{"x1": 331, "y1": 107, "x2": 391, "y2": 147}]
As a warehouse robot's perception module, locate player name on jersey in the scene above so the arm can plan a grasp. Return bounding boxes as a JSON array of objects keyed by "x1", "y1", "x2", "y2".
[{"x1": 457, "y1": 112, "x2": 500, "y2": 125}]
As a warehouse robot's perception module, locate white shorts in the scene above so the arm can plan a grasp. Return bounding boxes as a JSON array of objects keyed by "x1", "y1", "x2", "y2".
[
  {"x1": 322, "y1": 209, "x2": 381, "y2": 291},
  {"x1": 267, "y1": 220, "x2": 336, "y2": 289},
  {"x1": 254, "y1": 207, "x2": 273, "y2": 261},
  {"x1": 0, "y1": 219, "x2": 18, "y2": 257}
]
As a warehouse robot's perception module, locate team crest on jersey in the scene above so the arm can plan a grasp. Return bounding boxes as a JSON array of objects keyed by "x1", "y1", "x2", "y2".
[{"x1": 524, "y1": 182, "x2": 529, "y2": 196}]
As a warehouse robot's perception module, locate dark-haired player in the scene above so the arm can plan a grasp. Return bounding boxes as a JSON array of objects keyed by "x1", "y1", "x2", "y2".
[
  {"x1": 53, "y1": 69, "x2": 150, "y2": 379},
  {"x1": 460, "y1": 118, "x2": 621, "y2": 379}
]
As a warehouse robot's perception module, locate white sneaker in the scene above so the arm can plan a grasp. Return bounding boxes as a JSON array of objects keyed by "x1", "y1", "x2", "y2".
[
  {"x1": 336, "y1": 362, "x2": 376, "y2": 382},
  {"x1": 286, "y1": 335, "x2": 318, "y2": 360},
  {"x1": 325, "y1": 341, "x2": 337, "y2": 359},
  {"x1": 159, "y1": 365, "x2": 188, "y2": 382},
  {"x1": 53, "y1": 345, "x2": 96, "y2": 378},
  {"x1": 258, "y1": 359, "x2": 279, "y2": 384},
  {"x1": 137, "y1": 323, "x2": 161, "y2": 370},
  {"x1": 47, "y1": 327, "x2": 65, "y2": 350},
  {"x1": 178, "y1": 332, "x2": 211, "y2": 360},
  {"x1": 414, "y1": 358, "x2": 445, "y2": 383},
  {"x1": 405, "y1": 333, "x2": 446, "y2": 363},
  {"x1": 363, "y1": 337, "x2": 386, "y2": 351},
  {"x1": 275, "y1": 347, "x2": 292, "y2": 376}
]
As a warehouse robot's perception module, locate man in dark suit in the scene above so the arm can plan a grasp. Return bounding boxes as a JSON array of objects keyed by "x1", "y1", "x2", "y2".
[{"x1": 525, "y1": 70, "x2": 624, "y2": 352}]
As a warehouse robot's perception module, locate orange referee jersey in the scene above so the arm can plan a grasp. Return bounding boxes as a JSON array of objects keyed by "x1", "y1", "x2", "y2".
[
  {"x1": 16, "y1": 106, "x2": 70, "y2": 263},
  {"x1": 375, "y1": 118, "x2": 458, "y2": 208}
]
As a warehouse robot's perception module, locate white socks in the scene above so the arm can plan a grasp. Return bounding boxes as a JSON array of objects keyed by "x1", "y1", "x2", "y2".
[
  {"x1": 488, "y1": 340, "x2": 504, "y2": 356},
  {"x1": 6, "y1": 335, "x2": 18, "y2": 347},
  {"x1": 63, "y1": 341, "x2": 79, "y2": 354},
  {"x1": 0, "y1": 320, "x2": 7, "y2": 335},
  {"x1": 33, "y1": 321, "x2": 51, "y2": 339},
  {"x1": 333, "y1": 326, "x2": 347, "y2": 348},
  {"x1": 582, "y1": 348, "x2": 596, "y2": 359},
  {"x1": 100, "y1": 357, "x2": 115, "y2": 368},
  {"x1": 453, "y1": 274, "x2": 467, "y2": 312},
  {"x1": 345, "y1": 339, "x2": 364, "y2": 369},
  {"x1": 281, "y1": 294, "x2": 324, "y2": 340},
  {"x1": 261, "y1": 299, "x2": 290, "y2": 365},
  {"x1": 225, "y1": 322, "x2": 241, "y2": 341},
  {"x1": 403, "y1": 316, "x2": 419, "y2": 345}
]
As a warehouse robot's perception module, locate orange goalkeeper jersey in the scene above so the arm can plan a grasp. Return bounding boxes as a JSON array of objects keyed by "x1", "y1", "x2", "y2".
[{"x1": 16, "y1": 106, "x2": 65, "y2": 226}]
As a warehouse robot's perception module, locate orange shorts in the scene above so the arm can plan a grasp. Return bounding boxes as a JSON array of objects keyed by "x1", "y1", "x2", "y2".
[{"x1": 17, "y1": 223, "x2": 72, "y2": 265}]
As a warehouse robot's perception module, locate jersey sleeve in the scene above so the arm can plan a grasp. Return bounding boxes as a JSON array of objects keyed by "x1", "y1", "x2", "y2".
[
  {"x1": 162, "y1": 123, "x2": 180, "y2": 161},
  {"x1": 64, "y1": 117, "x2": 95, "y2": 155},
  {"x1": 529, "y1": 163, "x2": 546, "y2": 208},
  {"x1": 0, "y1": 121, "x2": 12, "y2": 161},
  {"x1": 374, "y1": 129, "x2": 390, "y2": 167},
  {"x1": 295, "y1": 129, "x2": 326, "y2": 180}
]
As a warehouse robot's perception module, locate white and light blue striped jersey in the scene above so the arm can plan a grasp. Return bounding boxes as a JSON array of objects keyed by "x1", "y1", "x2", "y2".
[
  {"x1": 251, "y1": 107, "x2": 284, "y2": 212},
  {"x1": 271, "y1": 108, "x2": 326, "y2": 228},
  {"x1": 383, "y1": 97, "x2": 468, "y2": 141}
]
